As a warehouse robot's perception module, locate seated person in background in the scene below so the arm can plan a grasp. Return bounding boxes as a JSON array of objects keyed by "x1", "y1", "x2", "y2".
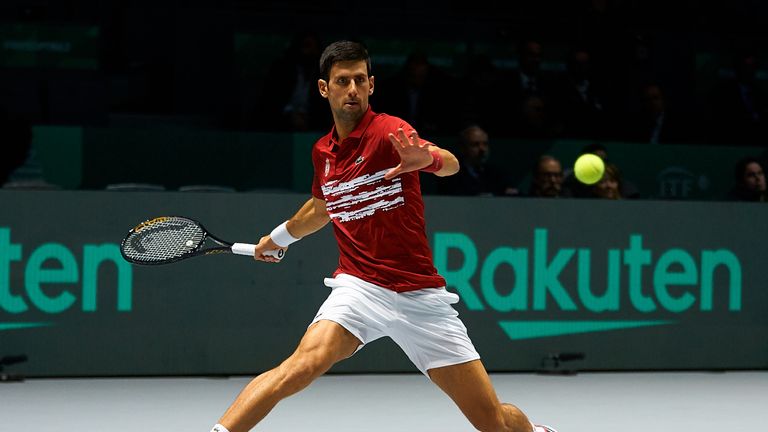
[
  {"x1": 562, "y1": 143, "x2": 640, "y2": 199},
  {"x1": 375, "y1": 51, "x2": 457, "y2": 136},
  {"x1": 622, "y1": 82, "x2": 689, "y2": 144},
  {"x1": 258, "y1": 32, "x2": 328, "y2": 131},
  {"x1": 528, "y1": 155, "x2": 563, "y2": 198},
  {"x1": 437, "y1": 125, "x2": 518, "y2": 196},
  {"x1": 726, "y1": 156, "x2": 766, "y2": 202},
  {"x1": 589, "y1": 162, "x2": 622, "y2": 199}
]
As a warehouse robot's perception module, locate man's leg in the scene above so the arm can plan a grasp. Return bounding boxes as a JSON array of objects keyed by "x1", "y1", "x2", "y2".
[
  {"x1": 216, "y1": 320, "x2": 361, "y2": 432},
  {"x1": 428, "y1": 359, "x2": 532, "y2": 432}
]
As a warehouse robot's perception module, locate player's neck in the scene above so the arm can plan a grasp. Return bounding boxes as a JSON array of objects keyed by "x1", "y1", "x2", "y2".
[{"x1": 333, "y1": 119, "x2": 357, "y2": 142}]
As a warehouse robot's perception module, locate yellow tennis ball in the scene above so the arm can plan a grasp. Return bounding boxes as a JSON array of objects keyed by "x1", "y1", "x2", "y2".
[{"x1": 574, "y1": 153, "x2": 605, "y2": 185}]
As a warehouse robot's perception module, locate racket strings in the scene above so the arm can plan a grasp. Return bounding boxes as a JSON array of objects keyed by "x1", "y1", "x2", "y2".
[{"x1": 122, "y1": 219, "x2": 205, "y2": 263}]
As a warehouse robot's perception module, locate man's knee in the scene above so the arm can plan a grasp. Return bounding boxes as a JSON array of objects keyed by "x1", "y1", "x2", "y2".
[{"x1": 274, "y1": 352, "x2": 334, "y2": 394}]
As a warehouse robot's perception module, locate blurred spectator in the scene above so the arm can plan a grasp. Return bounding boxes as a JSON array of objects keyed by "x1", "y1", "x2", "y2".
[
  {"x1": 504, "y1": 37, "x2": 562, "y2": 139},
  {"x1": 708, "y1": 47, "x2": 768, "y2": 145},
  {"x1": 555, "y1": 45, "x2": 611, "y2": 140},
  {"x1": 516, "y1": 95, "x2": 562, "y2": 139},
  {"x1": 726, "y1": 156, "x2": 766, "y2": 201},
  {"x1": 375, "y1": 51, "x2": 457, "y2": 136},
  {"x1": 528, "y1": 155, "x2": 563, "y2": 197},
  {"x1": 0, "y1": 108, "x2": 33, "y2": 185},
  {"x1": 511, "y1": 38, "x2": 554, "y2": 100},
  {"x1": 436, "y1": 125, "x2": 518, "y2": 196},
  {"x1": 258, "y1": 32, "x2": 329, "y2": 131},
  {"x1": 562, "y1": 143, "x2": 640, "y2": 199},
  {"x1": 590, "y1": 162, "x2": 623, "y2": 199},
  {"x1": 623, "y1": 82, "x2": 690, "y2": 144},
  {"x1": 459, "y1": 54, "x2": 507, "y2": 136}
]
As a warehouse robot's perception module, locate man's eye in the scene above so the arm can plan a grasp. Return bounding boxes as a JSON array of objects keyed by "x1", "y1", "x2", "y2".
[
  {"x1": 337, "y1": 78, "x2": 348, "y2": 85},
  {"x1": 355, "y1": 77, "x2": 366, "y2": 84}
]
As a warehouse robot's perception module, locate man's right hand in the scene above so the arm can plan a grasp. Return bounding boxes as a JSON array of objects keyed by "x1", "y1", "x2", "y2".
[{"x1": 253, "y1": 235, "x2": 287, "y2": 263}]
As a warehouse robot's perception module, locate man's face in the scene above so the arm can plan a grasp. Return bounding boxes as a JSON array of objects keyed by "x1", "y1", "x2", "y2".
[
  {"x1": 595, "y1": 173, "x2": 620, "y2": 199},
  {"x1": 318, "y1": 60, "x2": 373, "y2": 124},
  {"x1": 463, "y1": 128, "x2": 490, "y2": 167},
  {"x1": 743, "y1": 162, "x2": 766, "y2": 192},
  {"x1": 535, "y1": 159, "x2": 563, "y2": 197}
]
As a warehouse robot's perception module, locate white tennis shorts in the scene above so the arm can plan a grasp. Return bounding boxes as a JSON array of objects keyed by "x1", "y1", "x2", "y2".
[{"x1": 310, "y1": 273, "x2": 480, "y2": 376}]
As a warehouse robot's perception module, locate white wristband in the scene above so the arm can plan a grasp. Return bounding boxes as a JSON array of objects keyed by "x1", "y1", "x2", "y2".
[{"x1": 270, "y1": 221, "x2": 300, "y2": 247}]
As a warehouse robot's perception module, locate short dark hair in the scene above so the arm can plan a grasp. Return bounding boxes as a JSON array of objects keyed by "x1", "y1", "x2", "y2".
[{"x1": 319, "y1": 40, "x2": 371, "y2": 81}]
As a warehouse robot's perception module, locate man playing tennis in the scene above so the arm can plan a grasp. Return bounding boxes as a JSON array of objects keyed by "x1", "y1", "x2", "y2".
[{"x1": 210, "y1": 40, "x2": 557, "y2": 432}]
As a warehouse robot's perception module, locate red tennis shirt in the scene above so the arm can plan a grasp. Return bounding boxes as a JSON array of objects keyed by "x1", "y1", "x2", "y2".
[{"x1": 311, "y1": 107, "x2": 446, "y2": 292}]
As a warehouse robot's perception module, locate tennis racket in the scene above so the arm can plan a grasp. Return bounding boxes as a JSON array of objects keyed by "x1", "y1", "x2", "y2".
[{"x1": 120, "y1": 216, "x2": 284, "y2": 266}]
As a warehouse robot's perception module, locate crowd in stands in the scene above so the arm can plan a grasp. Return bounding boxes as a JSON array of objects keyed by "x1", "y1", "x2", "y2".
[
  {"x1": 258, "y1": 32, "x2": 768, "y2": 149},
  {"x1": 1, "y1": 1, "x2": 768, "y2": 200}
]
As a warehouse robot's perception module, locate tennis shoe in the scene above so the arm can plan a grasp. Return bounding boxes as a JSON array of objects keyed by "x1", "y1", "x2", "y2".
[{"x1": 533, "y1": 425, "x2": 559, "y2": 432}]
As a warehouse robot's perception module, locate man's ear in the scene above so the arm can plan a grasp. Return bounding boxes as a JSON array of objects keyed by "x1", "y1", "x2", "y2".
[
  {"x1": 369, "y1": 75, "x2": 375, "y2": 95},
  {"x1": 318, "y1": 79, "x2": 328, "y2": 98}
]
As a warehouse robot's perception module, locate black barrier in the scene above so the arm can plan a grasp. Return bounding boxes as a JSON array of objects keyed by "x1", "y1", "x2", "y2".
[{"x1": 1, "y1": 190, "x2": 766, "y2": 377}]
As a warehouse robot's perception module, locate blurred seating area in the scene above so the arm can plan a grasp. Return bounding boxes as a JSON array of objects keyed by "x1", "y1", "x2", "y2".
[{"x1": 1, "y1": 0, "x2": 767, "y2": 200}]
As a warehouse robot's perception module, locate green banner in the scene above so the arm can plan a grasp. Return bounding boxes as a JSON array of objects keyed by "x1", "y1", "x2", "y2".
[{"x1": 1, "y1": 191, "x2": 766, "y2": 376}]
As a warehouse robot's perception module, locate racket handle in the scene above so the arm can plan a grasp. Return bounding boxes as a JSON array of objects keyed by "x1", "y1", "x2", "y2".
[{"x1": 231, "y1": 243, "x2": 284, "y2": 260}]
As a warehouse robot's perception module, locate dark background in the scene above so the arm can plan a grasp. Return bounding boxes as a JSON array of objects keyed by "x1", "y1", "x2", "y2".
[{"x1": 1, "y1": 0, "x2": 768, "y2": 136}]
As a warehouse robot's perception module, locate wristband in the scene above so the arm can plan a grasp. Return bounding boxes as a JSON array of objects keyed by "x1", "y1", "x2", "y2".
[
  {"x1": 420, "y1": 149, "x2": 443, "y2": 173},
  {"x1": 270, "y1": 221, "x2": 301, "y2": 247}
]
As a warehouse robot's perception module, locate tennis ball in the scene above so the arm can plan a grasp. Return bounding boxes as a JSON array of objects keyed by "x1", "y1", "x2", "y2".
[{"x1": 574, "y1": 153, "x2": 605, "y2": 185}]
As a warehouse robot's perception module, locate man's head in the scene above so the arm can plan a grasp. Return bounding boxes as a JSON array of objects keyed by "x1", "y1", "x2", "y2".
[
  {"x1": 531, "y1": 155, "x2": 563, "y2": 197},
  {"x1": 318, "y1": 41, "x2": 375, "y2": 125},
  {"x1": 458, "y1": 125, "x2": 490, "y2": 169},
  {"x1": 734, "y1": 156, "x2": 766, "y2": 195}
]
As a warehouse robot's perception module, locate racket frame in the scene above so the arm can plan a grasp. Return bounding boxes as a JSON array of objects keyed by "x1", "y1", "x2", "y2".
[{"x1": 120, "y1": 216, "x2": 281, "y2": 266}]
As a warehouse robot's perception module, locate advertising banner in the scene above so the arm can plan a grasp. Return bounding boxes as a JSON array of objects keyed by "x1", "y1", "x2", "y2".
[{"x1": 1, "y1": 191, "x2": 766, "y2": 376}]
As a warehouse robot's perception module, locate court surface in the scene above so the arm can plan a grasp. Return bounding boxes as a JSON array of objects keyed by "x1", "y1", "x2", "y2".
[{"x1": 1, "y1": 371, "x2": 766, "y2": 431}]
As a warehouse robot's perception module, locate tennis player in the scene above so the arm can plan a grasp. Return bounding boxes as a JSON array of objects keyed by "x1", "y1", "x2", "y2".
[{"x1": 210, "y1": 40, "x2": 558, "y2": 432}]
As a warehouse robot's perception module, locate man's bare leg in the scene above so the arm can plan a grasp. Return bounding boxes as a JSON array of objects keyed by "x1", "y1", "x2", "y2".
[
  {"x1": 216, "y1": 320, "x2": 361, "y2": 432},
  {"x1": 429, "y1": 360, "x2": 533, "y2": 432}
]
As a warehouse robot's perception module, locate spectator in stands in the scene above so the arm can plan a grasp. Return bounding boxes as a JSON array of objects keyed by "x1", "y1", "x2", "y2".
[
  {"x1": 505, "y1": 37, "x2": 562, "y2": 139},
  {"x1": 562, "y1": 143, "x2": 640, "y2": 199},
  {"x1": 555, "y1": 45, "x2": 611, "y2": 140},
  {"x1": 590, "y1": 162, "x2": 623, "y2": 199},
  {"x1": 726, "y1": 156, "x2": 766, "y2": 202},
  {"x1": 437, "y1": 125, "x2": 518, "y2": 196},
  {"x1": 511, "y1": 37, "x2": 553, "y2": 100},
  {"x1": 623, "y1": 82, "x2": 689, "y2": 144},
  {"x1": 259, "y1": 32, "x2": 329, "y2": 131},
  {"x1": 708, "y1": 47, "x2": 768, "y2": 146},
  {"x1": 458, "y1": 54, "x2": 507, "y2": 136},
  {"x1": 375, "y1": 50, "x2": 457, "y2": 136},
  {"x1": 528, "y1": 155, "x2": 563, "y2": 197},
  {"x1": 516, "y1": 95, "x2": 562, "y2": 139}
]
